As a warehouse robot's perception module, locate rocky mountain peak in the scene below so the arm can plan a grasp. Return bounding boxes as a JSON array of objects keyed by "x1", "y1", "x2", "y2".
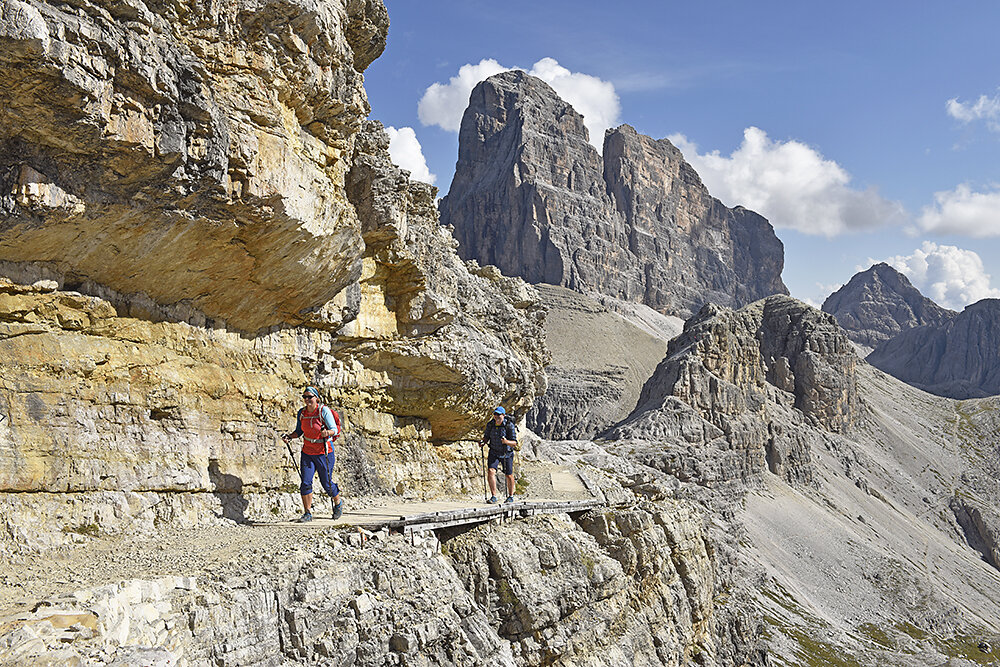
[
  {"x1": 867, "y1": 297, "x2": 1000, "y2": 398},
  {"x1": 668, "y1": 295, "x2": 860, "y2": 434},
  {"x1": 439, "y1": 71, "x2": 788, "y2": 319},
  {"x1": 605, "y1": 295, "x2": 858, "y2": 491},
  {"x1": 822, "y1": 262, "x2": 956, "y2": 349}
]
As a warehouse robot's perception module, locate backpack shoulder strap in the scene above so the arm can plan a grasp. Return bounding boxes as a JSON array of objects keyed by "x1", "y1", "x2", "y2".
[{"x1": 319, "y1": 404, "x2": 342, "y2": 434}]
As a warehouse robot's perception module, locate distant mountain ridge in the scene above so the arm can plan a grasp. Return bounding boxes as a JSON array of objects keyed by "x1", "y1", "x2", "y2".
[
  {"x1": 867, "y1": 298, "x2": 1000, "y2": 399},
  {"x1": 439, "y1": 70, "x2": 788, "y2": 320},
  {"x1": 822, "y1": 263, "x2": 956, "y2": 349},
  {"x1": 824, "y1": 263, "x2": 1000, "y2": 399}
]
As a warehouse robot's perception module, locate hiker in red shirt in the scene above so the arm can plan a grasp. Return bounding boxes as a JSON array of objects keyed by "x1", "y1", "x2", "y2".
[{"x1": 282, "y1": 387, "x2": 343, "y2": 522}]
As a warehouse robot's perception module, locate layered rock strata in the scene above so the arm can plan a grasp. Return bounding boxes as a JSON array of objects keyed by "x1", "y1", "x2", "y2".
[
  {"x1": 867, "y1": 298, "x2": 1000, "y2": 399},
  {"x1": 0, "y1": 0, "x2": 548, "y2": 551},
  {"x1": 0, "y1": 476, "x2": 765, "y2": 667},
  {"x1": 0, "y1": 0, "x2": 387, "y2": 332},
  {"x1": 0, "y1": 117, "x2": 548, "y2": 549},
  {"x1": 438, "y1": 71, "x2": 788, "y2": 320},
  {"x1": 822, "y1": 263, "x2": 955, "y2": 349},
  {"x1": 544, "y1": 297, "x2": 1000, "y2": 664},
  {"x1": 609, "y1": 295, "x2": 859, "y2": 489},
  {"x1": 447, "y1": 506, "x2": 720, "y2": 666}
]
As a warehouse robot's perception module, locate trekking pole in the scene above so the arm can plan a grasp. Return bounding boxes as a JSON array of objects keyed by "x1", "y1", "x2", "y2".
[
  {"x1": 481, "y1": 445, "x2": 488, "y2": 501},
  {"x1": 510, "y1": 450, "x2": 515, "y2": 500},
  {"x1": 505, "y1": 453, "x2": 511, "y2": 500},
  {"x1": 277, "y1": 431, "x2": 299, "y2": 476}
]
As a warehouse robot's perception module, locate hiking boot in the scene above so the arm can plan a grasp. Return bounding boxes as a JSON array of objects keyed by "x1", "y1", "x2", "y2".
[
  {"x1": 504, "y1": 495, "x2": 515, "y2": 504},
  {"x1": 333, "y1": 500, "x2": 344, "y2": 520},
  {"x1": 297, "y1": 511, "x2": 313, "y2": 523},
  {"x1": 487, "y1": 495, "x2": 499, "y2": 504}
]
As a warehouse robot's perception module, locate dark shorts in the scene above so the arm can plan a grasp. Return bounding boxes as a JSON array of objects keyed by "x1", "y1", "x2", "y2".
[
  {"x1": 300, "y1": 451, "x2": 339, "y2": 497},
  {"x1": 487, "y1": 450, "x2": 513, "y2": 476}
]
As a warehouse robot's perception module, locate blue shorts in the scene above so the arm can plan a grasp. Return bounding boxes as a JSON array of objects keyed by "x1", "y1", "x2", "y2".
[
  {"x1": 300, "y1": 451, "x2": 339, "y2": 497},
  {"x1": 487, "y1": 450, "x2": 513, "y2": 476}
]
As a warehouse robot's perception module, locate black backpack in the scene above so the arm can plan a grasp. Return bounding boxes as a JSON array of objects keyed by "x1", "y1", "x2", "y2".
[{"x1": 486, "y1": 416, "x2": 519, "y2": 451}]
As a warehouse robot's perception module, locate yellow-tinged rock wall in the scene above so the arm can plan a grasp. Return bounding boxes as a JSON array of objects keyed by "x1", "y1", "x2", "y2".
[
  {"x1": 0, "y1": 0, "x2": 548, "y2": 538},
  {"x1": 0, "y1": 0, "x2": 388, "y2": 332},
  {"x1": 0, "y1": 277, "x2": 308, "y2": 494}
]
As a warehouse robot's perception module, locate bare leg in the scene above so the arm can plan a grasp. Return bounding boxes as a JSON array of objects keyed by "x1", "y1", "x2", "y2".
[
  {"x1": 487, "y1": 468, "x2": 498, "y2": 496},
  {"x1": 506, "y1": 474, "x2": 515, "y2": 498},
  {"x1": 301, "y1": 493, "x2": 312, "y2": 512}
]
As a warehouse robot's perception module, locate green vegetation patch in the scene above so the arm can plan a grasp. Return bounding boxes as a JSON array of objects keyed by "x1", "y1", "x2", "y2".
[
  {"x1": 497, "y1": 579, "x2": 519, "y2": 606},
  {"x1": 951, "y1": 402, "x2": 989, "y2": 457},
  {"x1": 938, "y1": 635, "x2": 996, "y2": 664},
  {"x1": 759, "y1": 581, "x2": 862, "y2": 667},
  {"x1": 580, "y1": 554, "x2": 596, "y2": 578},
  {"x1": 856, "y1": 622, "x2": 892, "y2": 648}
]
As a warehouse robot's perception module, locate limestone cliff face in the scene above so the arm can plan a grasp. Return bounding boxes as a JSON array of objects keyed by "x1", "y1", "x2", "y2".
[
  {"x1": 602, "y1": 125, "x2": 787, "y2": 317},
  {"x1": 0, "y1": 3, "x2": 791, "y2": 666},
  {"x1": 867, "y1": 298, "x2": 1000, "y2": 399},
  {"x1": 822, "y1": 263, "x2": 956, "y2": 349},
  {"x1": 0, "y1": 0, "x2": 388, "y2": 332},
  {"x1": 609, "y1": 296, "x2": 859, "y2": 488},
  {"x1": 0, "y1": 0, "x2": 549, "y2": 547},
  {"x1": 0, "y1": 499, "x2": 761, "y2": 667},
  {"x1": 0, "y1": 118, "x2": 548, "y2": 541},
  {"x1": 438, "y1": 70, "x2": 788, "y2": 320},
  {"x1": 447, "y1": 505, "x2": 720, "y2": 666}
]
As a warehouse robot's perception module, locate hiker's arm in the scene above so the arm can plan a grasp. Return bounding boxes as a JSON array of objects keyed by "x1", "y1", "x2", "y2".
[
  {"x1": 320, "y1": 406, "x2": 339, "y2": 438},
  {"x1": 502, "y1": 422, "x2": 517, "y2": 447}
]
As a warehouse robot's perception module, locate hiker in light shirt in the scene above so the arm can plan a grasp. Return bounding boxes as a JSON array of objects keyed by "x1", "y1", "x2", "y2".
[{"x1": 282, "y1": 387, "x2": 343, "y2": 522}]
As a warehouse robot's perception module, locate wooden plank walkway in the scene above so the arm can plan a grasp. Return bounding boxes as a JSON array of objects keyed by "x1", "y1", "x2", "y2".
[
  {"x1": 260, "y1": 470, "x2": 603, "y2": 533},
  {"x1": 263, "y1": 497, "x2": 603, "y2": 532}
]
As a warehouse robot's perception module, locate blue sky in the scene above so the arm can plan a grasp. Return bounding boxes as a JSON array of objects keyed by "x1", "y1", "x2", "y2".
[{"x1": 365, "y1": 1, "x2": 1000, "y2": 311}]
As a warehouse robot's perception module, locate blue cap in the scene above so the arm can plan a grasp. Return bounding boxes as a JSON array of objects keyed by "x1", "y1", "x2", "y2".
[
  {"x1": 493, "y1": 406, "x2": 505, "y2": 414},
  {"x1": 303, "y1": 387, "x2": 320, "y2": 398}
]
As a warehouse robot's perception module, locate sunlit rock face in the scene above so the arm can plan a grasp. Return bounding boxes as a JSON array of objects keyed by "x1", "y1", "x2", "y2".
[
  {"x1": 0, "y1": 0, "x2": 549, "y2": 548},
  {"x1": 439, "y1": 70, "x2": 788, "y2": 320},
  {"x1": 608, "y1": 295, "x2": 858, "y2": 490},
  {"x1": 0, "y1": 119, "x2": 549, "y2": 540},
  {"x1": 0, "y1": 0, "x2": 390, "y2": 332}
]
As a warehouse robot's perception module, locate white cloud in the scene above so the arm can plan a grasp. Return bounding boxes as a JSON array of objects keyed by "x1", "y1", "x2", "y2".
[
  {"x1": 946, "y1": 92, "x2": 1000, "y2": 131},
  {"x1": 916, "y1": 184, "x2": 1000, "y2": 237},
  {"x1": 878, "y1": 241, "x2": 1000, "y2": 310},
  {"x1": 800, "y1": 296, "x2": 823, "y2": 310},
  {"x1": 417, "y1": 59, "x2": 509, "y2": 133},
  {"x1": 417, "y1": 57, "x2": 620, "y2": 152},
  {"x1": 385, "y1": 126, "x2": 436, "y2": 185},
  {"x1": 816, "y1": 282, "x2": 844, "y2": 298},
  {"x1": 669, "y1": 127, "x2": 906, "y2": 237}
]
